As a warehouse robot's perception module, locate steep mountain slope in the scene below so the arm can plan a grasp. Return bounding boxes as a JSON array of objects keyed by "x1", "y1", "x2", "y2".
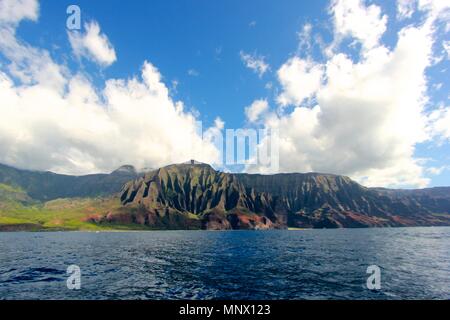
[
  {"x1": 116, "y1": 163, "x2": 276, "y2": 229},
  {"x1": 0, "y1": 163, "x2": 140, "y2": 201},
  {"x1": 372, "y1": 187, "x2": 450, "y2": 215},
  {"x1": 116, "y1": 163, "x2": 450, "y2": 229},
  {"x1": 235, "y1": 174, "x2": 450, "y2": 227},
  {"x1": 0, "y1": 183, "x2": 36, "y2": 209}
]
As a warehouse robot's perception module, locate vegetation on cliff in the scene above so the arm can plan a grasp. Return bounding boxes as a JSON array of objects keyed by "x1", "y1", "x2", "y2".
[{"x1": 0, "y1": 162, "x2": 449, "y2": 231}]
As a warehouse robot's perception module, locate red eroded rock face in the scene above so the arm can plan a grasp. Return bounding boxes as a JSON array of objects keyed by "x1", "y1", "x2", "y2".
[
  {"x1": 226, "y1": 212, "x2": 276, "y2": 230},
  {"x1": 201, "y1": 211, "x2": 232, "y2": 230}
]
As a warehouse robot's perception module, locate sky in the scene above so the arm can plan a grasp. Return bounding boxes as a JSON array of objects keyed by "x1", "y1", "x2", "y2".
[{"x1": 0, "y1": 0, "x2": 449, "y2": 188}]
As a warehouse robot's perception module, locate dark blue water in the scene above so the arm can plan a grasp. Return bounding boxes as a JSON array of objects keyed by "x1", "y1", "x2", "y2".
[{"x1": 0, "y1": 227, "x2": 449, "y2": 300}]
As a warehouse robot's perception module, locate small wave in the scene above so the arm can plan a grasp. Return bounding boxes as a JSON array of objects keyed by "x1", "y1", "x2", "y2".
[{"x1": 2, "y1": 267, "x2": 65, "y2": 284}]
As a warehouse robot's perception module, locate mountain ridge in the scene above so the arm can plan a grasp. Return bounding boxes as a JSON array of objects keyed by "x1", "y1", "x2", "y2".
[
  {"x1": 116, "y1": 162, "x2": 450, "y2": 229},
  {"x1": 1, "y1": 162, "x2": 449, "y2": 230},
  {"x1": 0, "y1": 163, "x2": 141, "y2": 201}
]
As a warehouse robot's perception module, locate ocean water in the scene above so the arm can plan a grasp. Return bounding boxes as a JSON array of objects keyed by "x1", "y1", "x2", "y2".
[{"x1": 0, "y1": 227, "x2": 449, "y2": 300}]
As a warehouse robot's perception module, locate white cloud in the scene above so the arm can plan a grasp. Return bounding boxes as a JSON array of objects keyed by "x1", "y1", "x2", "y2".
[
  {"x1": 276, "y1": 57, "x2": 323, "y2": 107},
  {"x1": 329, "y1": 0, "x2": 388, "y2": 52},
  {"x1": 433, "y1": 82, "x2": 443, "y2": 90},
  {"x1": 171, "y1": 79, "x2": 179, "y2": 92},
  {"x1": 187, "y1": 68, "x2": 199, "y2": 76},
  {"x1": 240, "y1": 51, "x2": 269, "y2": 77},
  {"x1": 397, "y1": 0, "x2": 416, "y2": 20},
  {"x1": 429, "y1": 106, "x2": 450, "y2": 140},
  {"x1": 0, "y1": 0, "x2": 38, "y2": 25},
  {"x1": 444, "y1": 40, "x2": 450, "y2": 59},
  {"x1": 0, "y1": 62, "x2": 222, "y2": 175},
  {"x1": 68, "y1": 21, "x2": 117, "y2": 67},
  {"x1": 245, "y1": 99, "x2": 269, "y2": 123},
  {"x1": 265, "y1": 82, "x2": 273, "y2": 90},
  {"x1": 250, "y1": 1, "x2": 447, "y2": 188},
  {"x1": 418, "y1": 0, "x2": 450, "y2": 17},
  {"x1": 426, "y1": 166, "x2": 448, "y2": 175},
  {"x1": 397, "y1": 0, "x2": 450, "y2": 21},
  {"x1": 0, "y1": 0, "x2": 65, "y2": 92},
  {"x1": 0, "y1": 6, "x2": 221, "y2": 175},
  {"x1": 298, "y1": 23, "x2": 313, "y2": 52},
  {"x1": 213, "y1": 117, "x2": 225, "y2": 130}
]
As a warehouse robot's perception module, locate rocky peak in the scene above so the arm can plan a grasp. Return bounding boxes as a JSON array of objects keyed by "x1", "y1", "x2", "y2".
[
  {"x1": 182, "y1": 159, "x2": 206, "y2": 165},
  {"x1": 111, "y1": 165, "x2": 137, "y2": 175}
]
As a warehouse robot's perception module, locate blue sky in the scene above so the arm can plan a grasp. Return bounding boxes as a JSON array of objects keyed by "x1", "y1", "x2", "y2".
[{"x1": 0, "y1": 0, "x2": 449, "y2": 188}]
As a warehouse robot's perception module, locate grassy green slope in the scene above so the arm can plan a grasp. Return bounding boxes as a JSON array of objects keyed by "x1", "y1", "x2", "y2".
[{"x1": 0, "y1": 183, "x2": 144, "y2": 231}]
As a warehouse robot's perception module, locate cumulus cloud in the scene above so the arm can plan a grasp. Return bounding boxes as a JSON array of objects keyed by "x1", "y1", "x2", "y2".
[
  {"x1": 329, "y1": 0, "x2": 388, "y2": 52},
  {"x1": 245, "y1": 99, "x2": 269, "y2": 123},
  {"x1": 250, "y1": 0, "x2": 449, "y2": 188},
  {"x1": 240, "y1": 51, "x2": 269, "y2": 77},
  {"x1": 276, "y1": 57, "x2": 323, "y2": 107},
  {"x1": 68, "y1": 21, "x2": 117, "y2": 67},
  {"x1": 0, "y1": 3, "x2": 221, "y2": 175},
  {"x1": 0, "y1": 62, "x2": 222, "y2": 174}
]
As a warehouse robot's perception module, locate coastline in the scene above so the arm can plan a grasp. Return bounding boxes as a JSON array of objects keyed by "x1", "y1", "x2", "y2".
[{"x1": 0, "y1": 224, "x2": 448, "y2": 233}]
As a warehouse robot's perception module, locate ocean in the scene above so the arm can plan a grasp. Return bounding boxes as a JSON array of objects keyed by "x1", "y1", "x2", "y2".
[{"x1": 0, "y1": 227, "x2": 449, "y2": 300}]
